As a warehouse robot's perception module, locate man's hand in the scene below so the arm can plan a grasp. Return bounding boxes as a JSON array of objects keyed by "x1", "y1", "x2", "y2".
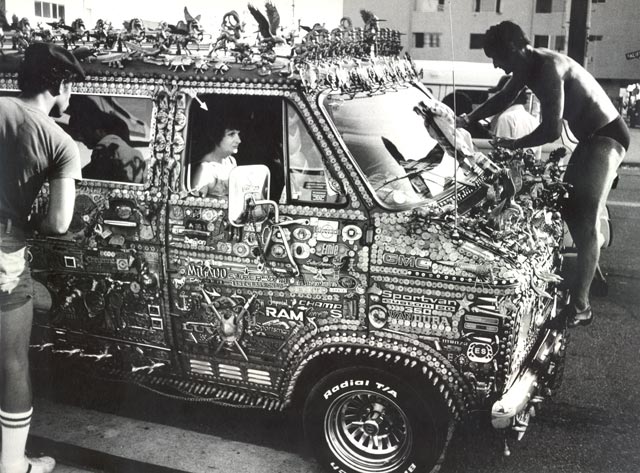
[
  {"x1": 491, "y1": 137, "x2": 518, "y2": 149},
  {"x1": 455, "y1": 113, "x2": 470, "y2": 129}
]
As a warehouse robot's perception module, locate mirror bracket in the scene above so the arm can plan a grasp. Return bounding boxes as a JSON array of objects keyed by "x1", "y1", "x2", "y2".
[{"x1": 228, "y1": 165, "x2": 272, "y2": 227}]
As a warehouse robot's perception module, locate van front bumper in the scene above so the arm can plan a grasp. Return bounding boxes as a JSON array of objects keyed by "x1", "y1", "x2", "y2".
[{"x1": 491, "y1": 329, "x2": 564, "y2": 429}]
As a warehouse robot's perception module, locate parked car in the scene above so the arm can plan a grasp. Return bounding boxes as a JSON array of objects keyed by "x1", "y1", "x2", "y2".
[{"x1": 1, "y1": 24, "x2": 570, "y2": 473}]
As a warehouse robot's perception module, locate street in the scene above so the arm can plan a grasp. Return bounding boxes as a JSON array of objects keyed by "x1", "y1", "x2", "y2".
[
  {"x1": 25, "y1": 131, "x2": 640, "y2": 473},
  {"x1": 442, "y1": 164, "x2": 640, "y2": 472}
]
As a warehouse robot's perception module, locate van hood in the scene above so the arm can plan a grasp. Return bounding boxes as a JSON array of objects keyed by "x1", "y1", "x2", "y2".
[{"x1": 366, "y1": 142, "x2": 567, "y2": 338}]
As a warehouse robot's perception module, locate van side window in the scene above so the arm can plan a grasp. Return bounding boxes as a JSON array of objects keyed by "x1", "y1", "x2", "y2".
[
  {"x1": 63, "y1": 95, "x2": 152, "y2": 184},
  {"x1": 186, "y1": 94, "x2": 285, "y2": 201},
  {"x1": 286, "y1": 104, "x2": 345, "y2": 204}
]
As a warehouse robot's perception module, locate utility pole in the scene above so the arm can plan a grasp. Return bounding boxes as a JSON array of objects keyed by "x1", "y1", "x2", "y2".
[{"x1": 567, "y1": 0, "x2": 589, "y2": 66}]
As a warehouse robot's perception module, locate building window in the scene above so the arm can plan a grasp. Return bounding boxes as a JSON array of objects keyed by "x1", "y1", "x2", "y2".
[
  {"x1": 473, "y1": 0, "x2": 501, "y2": 12},
  {"x1": 426, "y1": 33, "x2": 441, "y2": 47},
  {"x1": 588, "y1": 34, "x2": 603, "y2": 41},
  {"x1": 534, "y1": 35, "x2": 566, "y2": 51},
  {"x1": 592, "y1": 0, "x2": 605, "y2": 3},
  {"x1": 470, "y1": 33, "x2": 484, "y2": 49},
  {"x1": 535, "y1": 0, "x2": 552, "y2": 13},
  {"x1": 34, "y1": 1, "x2": 65, "y2": 20},
  {"x1": 534, "y1": 35, "x2": 550, "y2": 48},
  {"x1": 414, "y1": 32, "x2": 440, "y2": 48},
  {"x1": 534, "y1": 0, "x2": 565, "y2": 12},
  {"x1": 415, "y1": 0, "x2": 446, "y2": 12}
]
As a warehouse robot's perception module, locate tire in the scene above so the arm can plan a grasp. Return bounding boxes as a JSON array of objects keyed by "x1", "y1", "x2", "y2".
[{"x1": 303, "y1": 366, "x2": 450, "y2": 473}]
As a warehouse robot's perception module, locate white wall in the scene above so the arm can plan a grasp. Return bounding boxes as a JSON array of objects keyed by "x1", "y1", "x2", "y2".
[
  {"x1": 588, "y1": 1, "x2": 640, "y2": 81},
  {"x1": 5, "y1": 0, "x2": 344, "y2": 36},
  {"x1": 84, "y1": 0, "x2": 343, "y2": 34}
]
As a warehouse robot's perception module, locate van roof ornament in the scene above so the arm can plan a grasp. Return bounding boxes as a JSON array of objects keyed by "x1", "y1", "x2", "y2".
[{"x1": 0, "y1": 6, "x2": 407, "y2": 87}]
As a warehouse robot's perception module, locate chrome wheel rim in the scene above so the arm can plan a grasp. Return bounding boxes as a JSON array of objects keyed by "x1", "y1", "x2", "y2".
[{"x1": 324, "y1": 389, "x2": 412, "y2": 473}]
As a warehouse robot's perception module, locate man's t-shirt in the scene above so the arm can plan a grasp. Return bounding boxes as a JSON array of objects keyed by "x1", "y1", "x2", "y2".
[{"x1": 0, "y1": 97, "x2": 81, "y2": 227}]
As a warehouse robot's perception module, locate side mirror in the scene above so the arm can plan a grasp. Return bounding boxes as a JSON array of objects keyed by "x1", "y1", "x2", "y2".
[{"x1": 228, "y1": 165, "x2": 274, "y2": 227}]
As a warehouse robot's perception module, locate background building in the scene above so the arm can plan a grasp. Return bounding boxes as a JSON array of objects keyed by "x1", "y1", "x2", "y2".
[
  {"x1": 3, "y1": 0, "x2": 84, "y2": 26},
  {"x1": 588, "y1": 0, "x2": 640, "y2": 97},
  {"x1": 343, "y1": 0, "x2": 570, "y2": 62},
  {"x1": 343, "y1": 0, "x2": 640, "y2": 103}
]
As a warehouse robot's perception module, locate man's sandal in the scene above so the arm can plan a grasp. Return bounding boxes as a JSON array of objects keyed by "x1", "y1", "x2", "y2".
[{"x1": 565, "y1": 304, "x2": 593, "y2": 328}]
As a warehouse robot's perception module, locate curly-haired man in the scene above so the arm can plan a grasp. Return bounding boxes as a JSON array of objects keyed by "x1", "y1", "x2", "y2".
[{"x1": 0, "y1": 42, "x2": 84, "y2": 473}]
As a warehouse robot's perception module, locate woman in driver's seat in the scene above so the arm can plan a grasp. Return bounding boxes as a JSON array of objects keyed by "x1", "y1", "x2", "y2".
[{"x1": 191, "y1": 116, "x2": 241, "y2": 197}]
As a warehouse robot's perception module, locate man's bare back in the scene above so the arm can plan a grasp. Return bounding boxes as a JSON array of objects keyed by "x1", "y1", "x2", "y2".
[
  {"x1": 458, "y1": 20, "x2": 629, "y2": 327},
  {"x1": 525, "y1": 48, "x2": 618, "y2": 140}
]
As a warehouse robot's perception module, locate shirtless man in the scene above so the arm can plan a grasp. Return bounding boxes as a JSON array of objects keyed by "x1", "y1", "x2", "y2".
[{"x1": 457, "y1": 21, "x2": 629, "y2": 327}]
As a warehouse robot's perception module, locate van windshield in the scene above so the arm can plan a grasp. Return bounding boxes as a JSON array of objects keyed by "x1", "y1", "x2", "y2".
[{"x1": 321, "y1": 85, "x2": 481, "y2": 209}]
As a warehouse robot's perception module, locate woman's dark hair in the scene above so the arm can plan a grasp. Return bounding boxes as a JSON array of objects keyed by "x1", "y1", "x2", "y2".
[
  {"x1": 483, "y1": 21, "x2": 530, "y2": 60},
  {"x1": 441, "y1": 91, "x2": 473, "y2": 115},
  {"x1": 207, "y1": 113, "x2": 243, "y2": 148}
]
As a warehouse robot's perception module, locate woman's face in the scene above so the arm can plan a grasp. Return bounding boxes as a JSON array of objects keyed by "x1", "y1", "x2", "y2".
[{"x1": 217, "y1": 128, "x2": 241, "y2": 156}]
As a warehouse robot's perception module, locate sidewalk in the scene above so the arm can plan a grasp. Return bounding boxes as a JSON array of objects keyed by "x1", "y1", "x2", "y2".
[{"x1": 27, "y1": 396, "x2": 323, "y2": 473}]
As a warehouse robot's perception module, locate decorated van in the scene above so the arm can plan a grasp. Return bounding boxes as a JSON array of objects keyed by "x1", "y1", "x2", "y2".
[{"x1": 0, "y1": 8, "x2": 569, "y2": 473}]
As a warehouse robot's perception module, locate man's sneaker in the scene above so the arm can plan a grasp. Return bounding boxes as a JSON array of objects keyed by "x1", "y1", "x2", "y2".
[
  {"x1": 25, "y1": 456, "x2": 56, "y2": 473},
  {"x1": 0, "y1": 456, "x2": 56, "y2": 473}
]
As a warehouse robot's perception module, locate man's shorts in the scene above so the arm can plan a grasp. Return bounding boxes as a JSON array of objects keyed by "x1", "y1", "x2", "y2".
[{"x1": 0, "y1": 221, "x2": 33, "y2": 312}]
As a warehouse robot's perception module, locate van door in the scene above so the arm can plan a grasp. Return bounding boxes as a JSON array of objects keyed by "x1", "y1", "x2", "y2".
[
  {"x1": 166, "y1": 91, "x2": 366, "y2": 391},
  {"x1": 29, "y1": 92, "x2": 172, "y2": 372}
]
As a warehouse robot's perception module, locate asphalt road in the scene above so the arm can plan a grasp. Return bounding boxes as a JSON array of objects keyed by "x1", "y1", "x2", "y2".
[
  {"x1": 28, "y1": 134, "x2": 640, "y2": 473},
  {"x1": 440, "y1": 166, "x2": 640, "y2": 473}
]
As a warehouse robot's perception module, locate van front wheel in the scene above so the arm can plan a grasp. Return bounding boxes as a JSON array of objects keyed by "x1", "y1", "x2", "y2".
[{"x1": 303, "y1": 366, "x2": 449, "y2": 473}]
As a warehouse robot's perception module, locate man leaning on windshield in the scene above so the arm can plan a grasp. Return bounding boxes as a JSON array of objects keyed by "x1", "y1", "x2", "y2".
[{"x1": 456, "y1": 21, "x2": 629, "y2": 328}]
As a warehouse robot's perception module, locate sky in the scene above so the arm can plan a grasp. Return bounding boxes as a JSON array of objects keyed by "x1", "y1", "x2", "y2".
[{"x1": 85, "y1": 0, "x2": 344, "y2": 33}]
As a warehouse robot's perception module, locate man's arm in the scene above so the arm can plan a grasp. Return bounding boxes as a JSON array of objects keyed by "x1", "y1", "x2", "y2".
[
  {"x1": 492, "y1": 61, "x2": 565, "y2": 150},
  {"x1": 510, "y1": 63, "x2": 564, "y2": 149},
  {"x1": 459, "y1": 76, "x2": 524, "y2": 127},
  {"x1": 38, "y1": 177, "x2": 76, "y2": 235}
]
